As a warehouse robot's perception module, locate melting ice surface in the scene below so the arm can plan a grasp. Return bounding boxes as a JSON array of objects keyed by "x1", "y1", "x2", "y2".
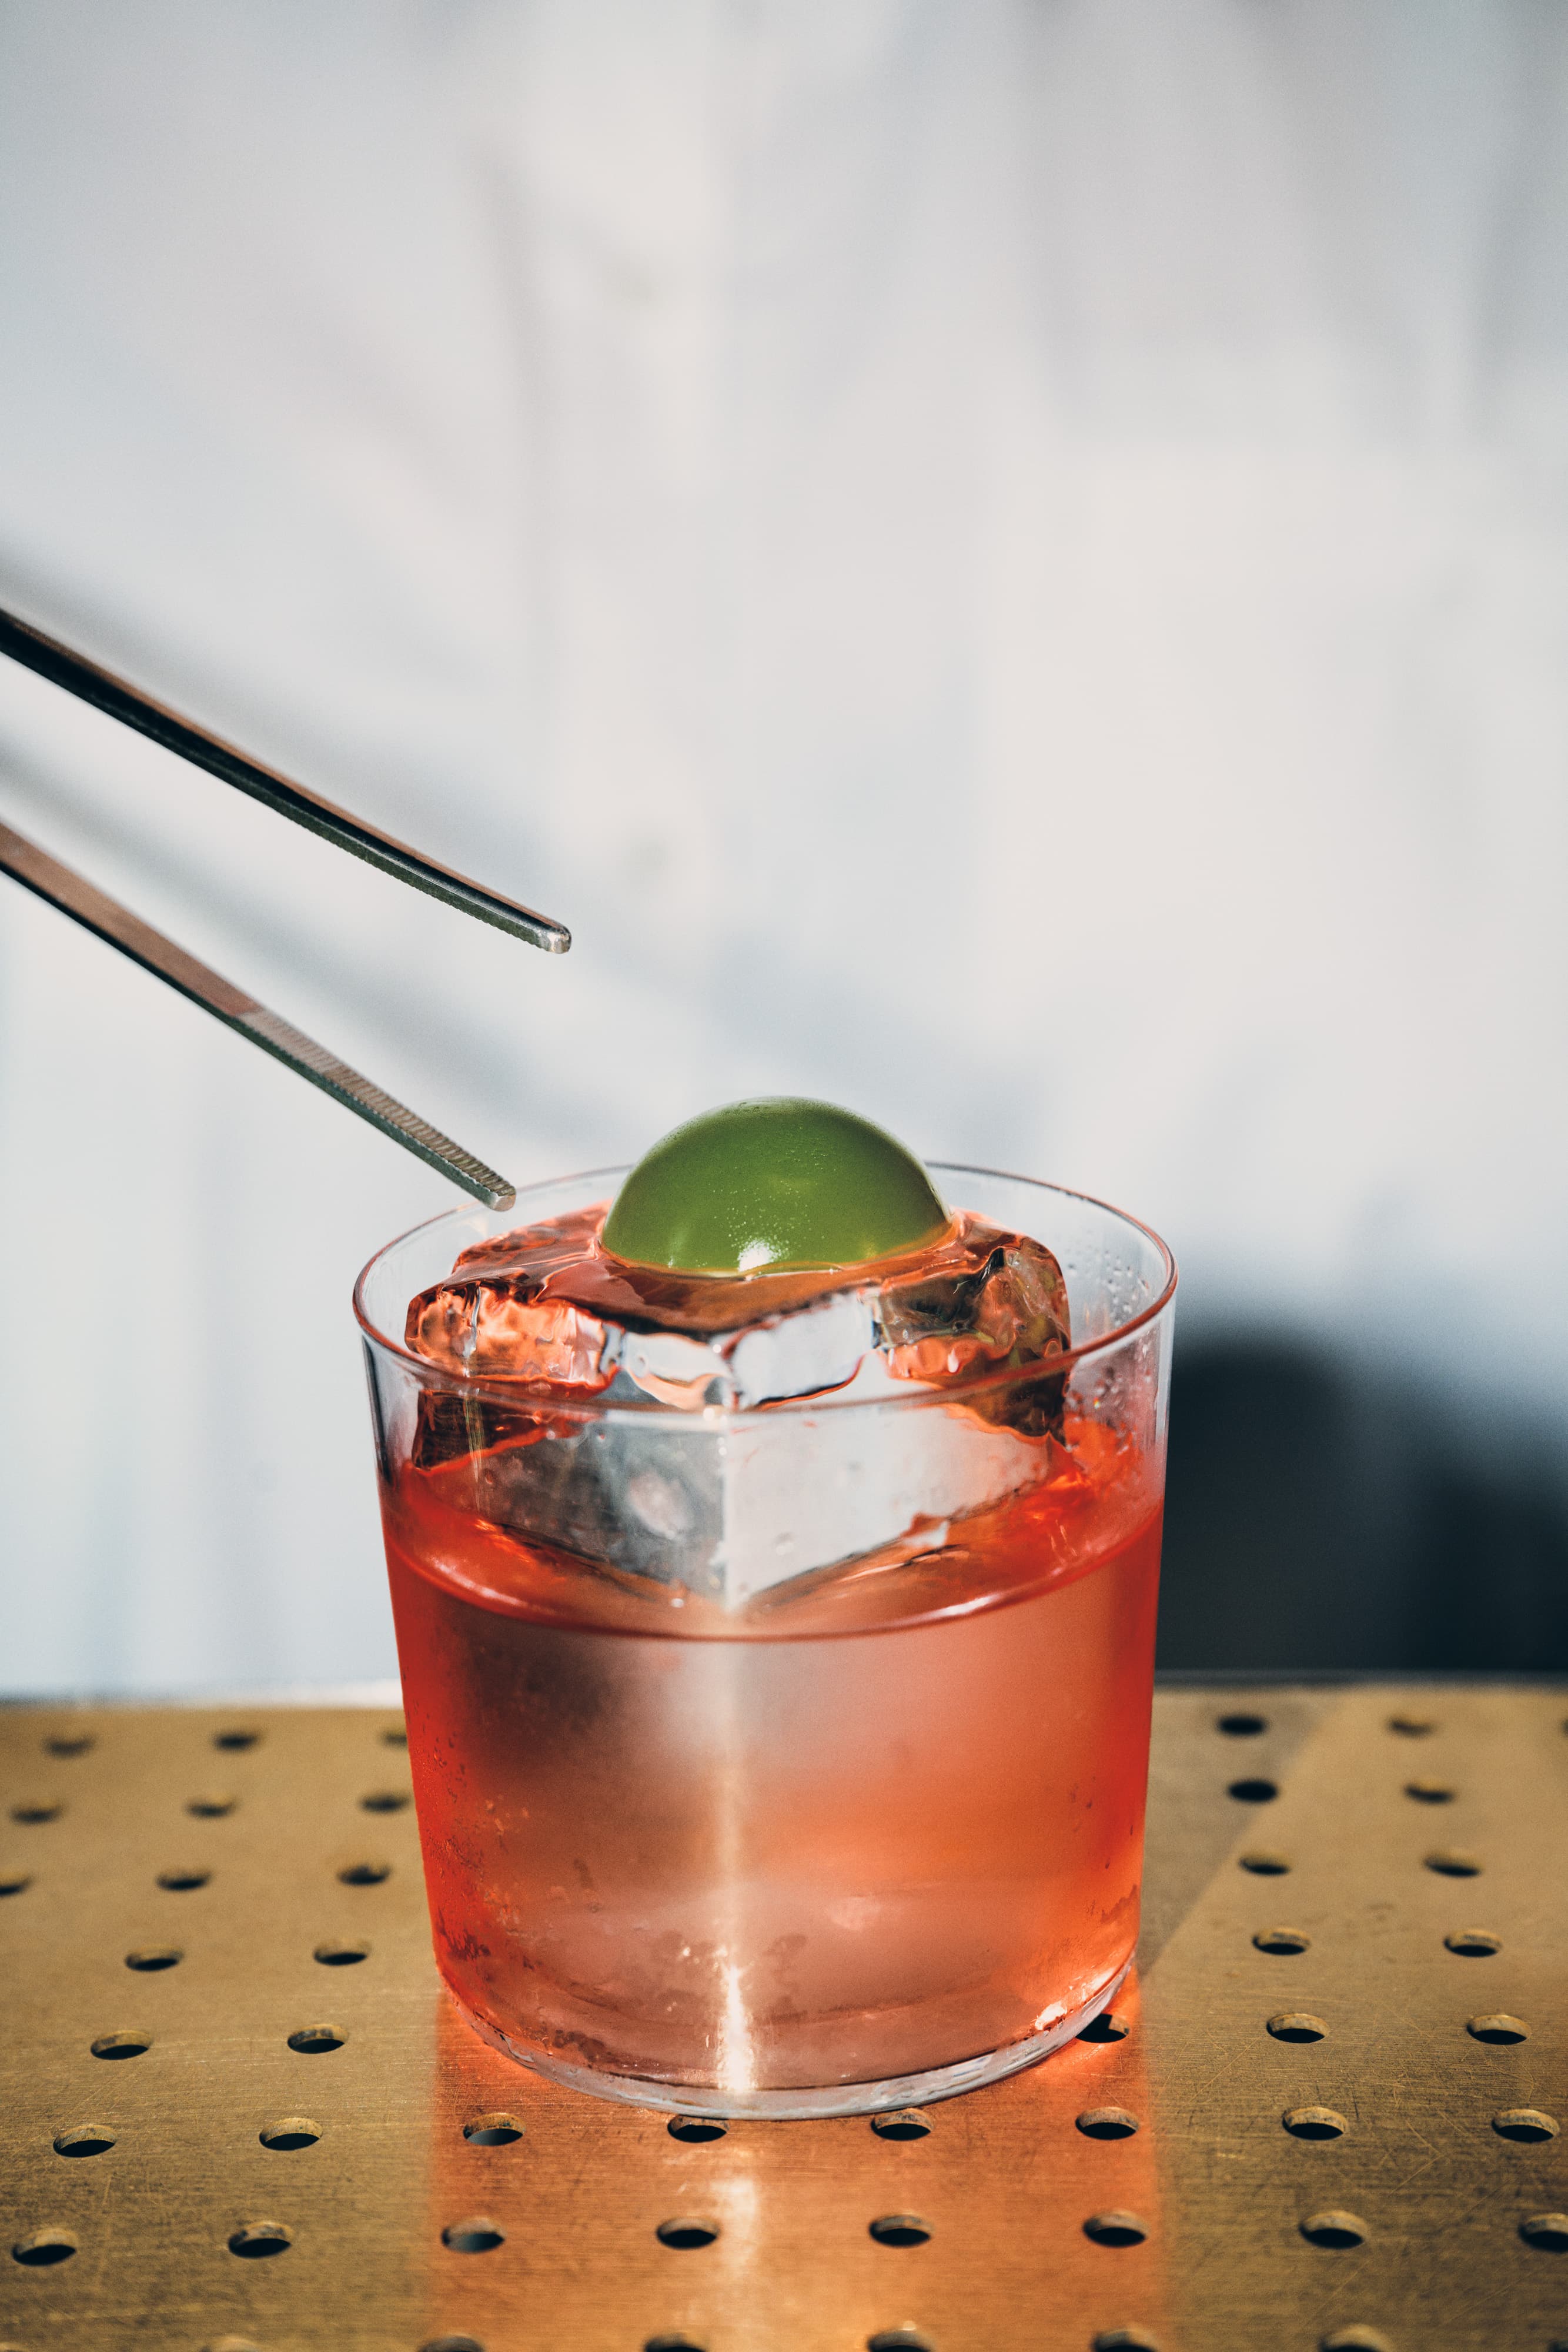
[{"x1": 404, "y1": 1207, "x2": 1073, "y2": 1608}]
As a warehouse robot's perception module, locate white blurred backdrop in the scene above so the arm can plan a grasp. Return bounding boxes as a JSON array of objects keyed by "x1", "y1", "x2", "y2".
[{"x1": 2, "y1": 1, "x2": 1566, "y2": 1691}]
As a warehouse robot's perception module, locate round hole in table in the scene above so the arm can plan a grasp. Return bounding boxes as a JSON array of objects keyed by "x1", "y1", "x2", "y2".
[
  {"x1": 53, "y1": 2125, "x2": 116, "y2": 2157},
  {"x1": 91, "y1": 2032, "x2": 151, "y2": 2060},
  {"x1": 338, "y1": 1859, "x2": 392, "y2": 1886},
  {"x1": 227, "y1": 2221, "x2": 292, "y2": 2259},
  {"x1": 12, "y1": 2229, "x2": 77, "y2": 2266},
  {"x1": 260, "y1": 2117, "x2": 322, "y2": 2151},
  {"x1": 442, "y1": 2217, "x2": 506, "y2": 2254},
  {"x1": 1268, "y1": 2013, "x2": 1328, "y2": 2042},
  {"x1": 1299, "y1": 2209, "x2": 1368, "y2": 2249},
  {"x1": 667, "y1": 2116, "x2": 726, "y2": 2143},
  {"x1": 1077, "y1": 2107, "x2": 1141, "y2": 2140},
  {"x1": 314, "y1": 1938, "x2": 371, "y2": 1966},
  {"x1": 871, "y1": 2110, "x2": 933, "y2": 2140},
  {"x1": 1216, "y1": 1712, "x2": 1268, "y2": 1736},
  {"x1": 1254, "y1": 1928, "x2": 1310, "y2": 1955},
  {"x1": 463, "y1": 2114, "x2": 526, "y2": 2146},
  {"x1": 869, "y1": 2215, "x2": 931, "y2": 2249},
  {"x1": 1082, "y1": 2211, "x2": 1148, "y2": 2248},
  {"x1": 287, "y1": 2024, "x2": 346, "y2": 2054},
  {"x1": 1493, "y1": 2109, "x2": 1559, "y2": 2143},
  {"x1": 1520, "y1": 2213, "x2": 1568, "y2": 2251},
  {"x1": 1283, "y1": 2106, "x2": 1348, "y2": 2140},
  {"x1": 657, "y1": 2217, "x2": 721, "y2": 2250},
  {"x1": 1445, "y1": 1930, "x2": 1501, "y2": 1957},
  {"x1": 1468, "y1": 2013, "x2": 1529, "y2": 2043},
  {"x1": 125, "y1": 1946, "x2": 182, "y2": 1972}
]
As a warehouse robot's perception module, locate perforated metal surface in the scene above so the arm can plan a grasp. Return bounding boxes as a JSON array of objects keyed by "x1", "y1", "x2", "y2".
[{"x1": 1, "y1": 1685, "x2": 1563, "y2": 2350}]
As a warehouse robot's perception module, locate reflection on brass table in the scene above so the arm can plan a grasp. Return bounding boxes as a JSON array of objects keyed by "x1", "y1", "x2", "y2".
[{"x1": 2, "y1": 1685, "x2": 1564, "y2": 2351}]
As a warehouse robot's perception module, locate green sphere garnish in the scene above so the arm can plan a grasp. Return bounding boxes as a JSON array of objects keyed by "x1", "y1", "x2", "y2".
[{"x1": 602, "y1": 1098, "x2": 951, "y2": 1275}]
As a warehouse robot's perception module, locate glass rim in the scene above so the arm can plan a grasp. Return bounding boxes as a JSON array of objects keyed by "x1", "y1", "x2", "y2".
[{"x1": 352, "y1": 1160, "x2": 1178, "y2": 1425}]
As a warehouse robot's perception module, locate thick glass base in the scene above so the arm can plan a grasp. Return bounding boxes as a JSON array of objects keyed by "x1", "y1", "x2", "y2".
[{"x1": 453, "y1": 1961, "x2": 1131, "y2": 2120}]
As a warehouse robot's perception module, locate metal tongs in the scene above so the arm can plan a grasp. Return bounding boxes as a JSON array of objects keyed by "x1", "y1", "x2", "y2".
[{"x1": 0, "y1": 604, "x2": 572, "y2": 1208}]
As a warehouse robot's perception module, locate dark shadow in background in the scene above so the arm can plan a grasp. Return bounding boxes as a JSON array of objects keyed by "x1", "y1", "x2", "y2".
[{"x1": 1157, "y1": 1337, "x2": 1568, "y2": 1674}]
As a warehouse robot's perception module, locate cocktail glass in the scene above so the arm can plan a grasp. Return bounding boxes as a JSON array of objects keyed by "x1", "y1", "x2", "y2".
[{"x1": 355, "y1": 1164, "x2": 1175, "y2": 2118}]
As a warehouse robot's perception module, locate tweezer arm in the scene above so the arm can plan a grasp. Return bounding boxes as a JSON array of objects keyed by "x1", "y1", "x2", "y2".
[
  {"x1": 0, "y1": 819, "x2": 516, "y2": 1209},
  {"x1": 0, "y1": 604, "x2": 569, "y2": 954}
]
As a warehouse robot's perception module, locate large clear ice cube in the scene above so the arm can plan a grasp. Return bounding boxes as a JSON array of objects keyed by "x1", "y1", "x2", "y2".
[{"x1": 405, "y1": 1207, "x2": 1071, "y2": 1607}]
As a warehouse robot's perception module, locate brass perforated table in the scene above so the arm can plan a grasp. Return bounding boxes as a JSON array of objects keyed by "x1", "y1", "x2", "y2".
[{"x1": 2, "y1": 1683, "x2": 1563, "y2": 2352}]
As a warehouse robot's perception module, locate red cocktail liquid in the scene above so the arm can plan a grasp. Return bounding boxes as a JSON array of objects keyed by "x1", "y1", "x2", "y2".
[{"x1": 382, "y1": 1414, "x2": 1161, "y2": 2100}]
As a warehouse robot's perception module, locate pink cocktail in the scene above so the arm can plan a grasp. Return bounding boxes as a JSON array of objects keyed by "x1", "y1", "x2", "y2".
[{"x1": 355, "y1": 1162, "x2": 1175, "y2": 2116}]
